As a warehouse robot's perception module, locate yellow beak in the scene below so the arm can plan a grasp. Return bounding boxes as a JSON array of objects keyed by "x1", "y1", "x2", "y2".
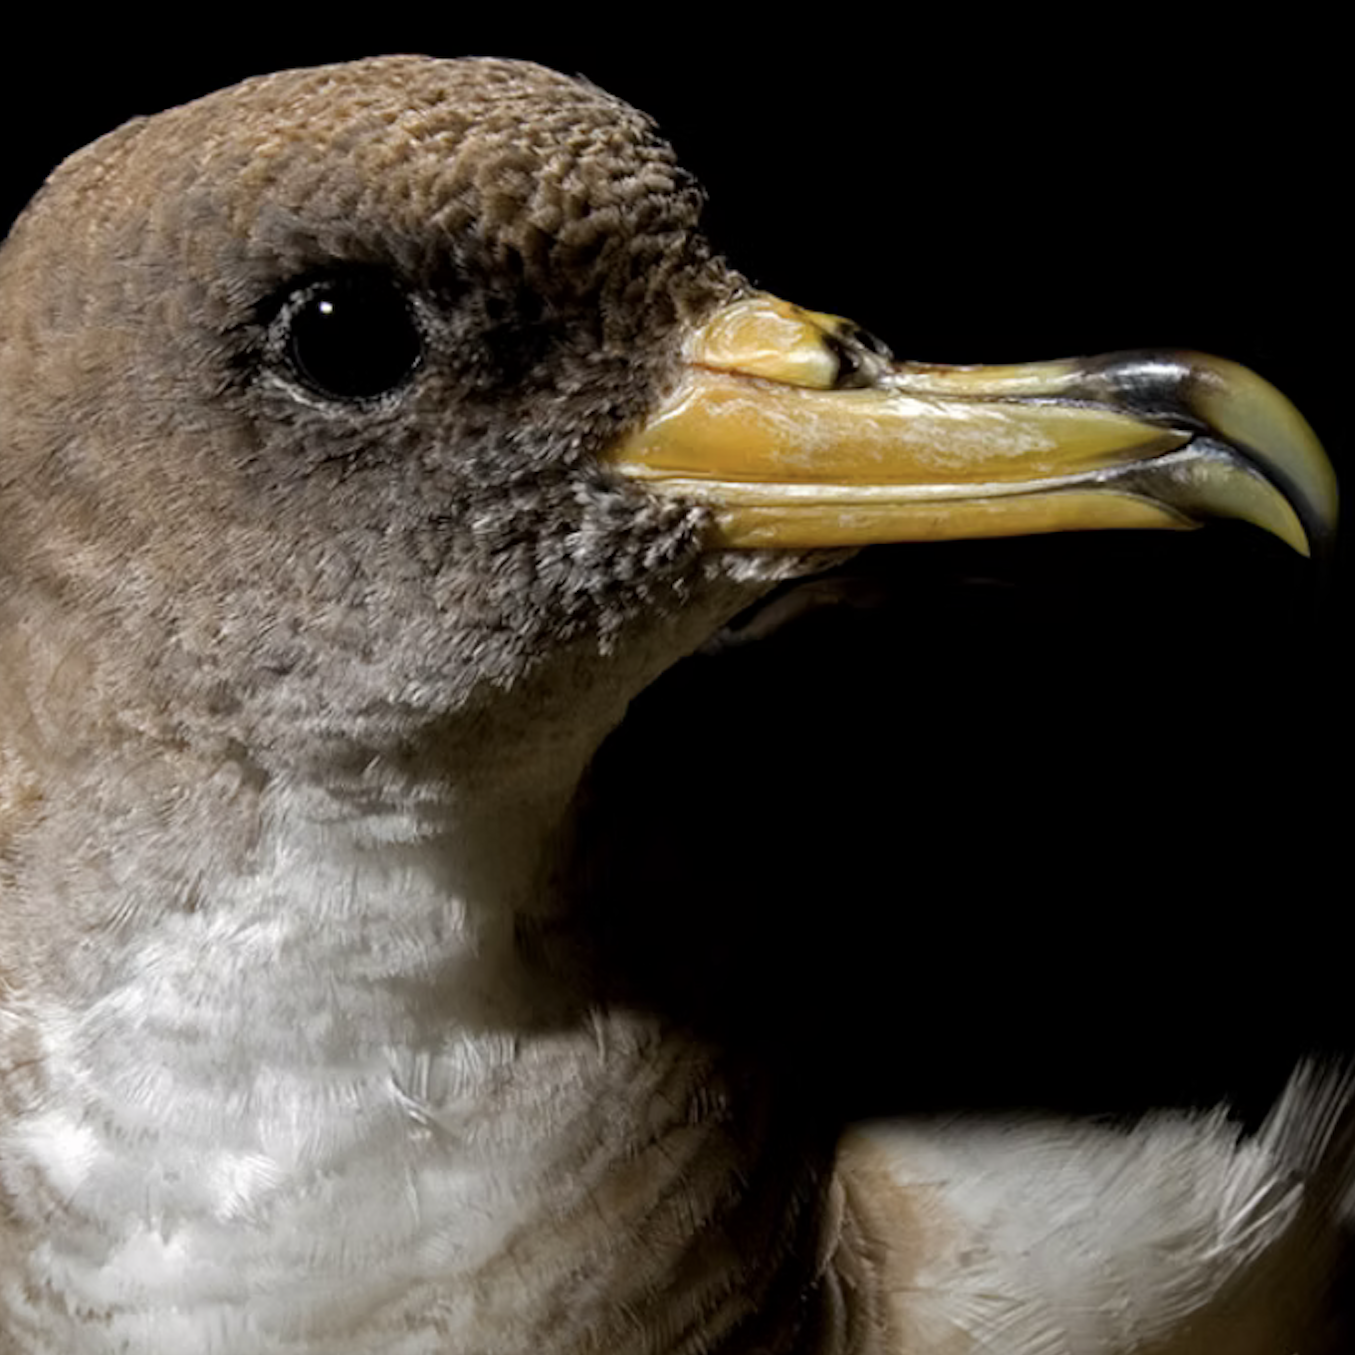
[{"x1": 604, "y1": 295, "x2": 1336, "y2": 557}]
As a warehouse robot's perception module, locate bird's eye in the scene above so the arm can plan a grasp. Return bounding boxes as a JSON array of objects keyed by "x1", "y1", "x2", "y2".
[{"x1": 275, "y1": 276, "x2": 423, "y2": 402}]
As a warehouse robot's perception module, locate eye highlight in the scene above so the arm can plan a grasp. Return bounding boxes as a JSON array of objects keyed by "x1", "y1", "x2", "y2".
[{"x1": 273, "y1": 275, "x2": 423, "y2": 402}]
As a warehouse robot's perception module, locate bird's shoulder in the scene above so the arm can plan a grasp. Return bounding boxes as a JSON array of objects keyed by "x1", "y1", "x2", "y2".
[{"x1": 833, "y1": 1064, "x2": 1354, "y2": 1355}]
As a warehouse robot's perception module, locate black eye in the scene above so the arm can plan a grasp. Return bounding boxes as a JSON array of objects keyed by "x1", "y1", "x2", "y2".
[{"x1": 277, "y1": 276, "x2": 423, "y2": 401}]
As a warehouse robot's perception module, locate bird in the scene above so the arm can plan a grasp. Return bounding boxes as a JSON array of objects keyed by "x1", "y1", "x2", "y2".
[{"x1": 0, "y1": 53, "x2": 1346, "y2": 1355}]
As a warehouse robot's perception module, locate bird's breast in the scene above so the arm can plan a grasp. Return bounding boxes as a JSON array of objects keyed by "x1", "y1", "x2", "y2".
[
  {"x1": 0, "y1": 803, "x2": 796, "y2": 1354},
  {"x1": 3, "y1": 998, "x2": 755, "y2": 1353}
]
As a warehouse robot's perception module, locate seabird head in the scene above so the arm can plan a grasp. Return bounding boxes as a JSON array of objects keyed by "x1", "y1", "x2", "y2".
[
  {"x1": 0, "y1": 55, "x2": 1334, "y2": 784},
  {"x1": 0, "y1": 58, "x2": 773, "y2": 776}
]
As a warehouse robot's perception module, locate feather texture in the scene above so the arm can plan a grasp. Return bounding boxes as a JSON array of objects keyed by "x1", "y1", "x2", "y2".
[{"x1": 0, "y1": 56, "x2": 1345, "y2": 1354}]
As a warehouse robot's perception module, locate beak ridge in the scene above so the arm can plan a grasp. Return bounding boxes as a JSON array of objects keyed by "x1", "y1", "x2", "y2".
[{"x1": 605, "y1": 296, "x2": 1336, "y2": 558}]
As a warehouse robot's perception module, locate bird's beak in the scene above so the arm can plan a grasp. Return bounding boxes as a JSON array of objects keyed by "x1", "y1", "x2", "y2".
[{"x1": 604, "y1": 295, "x2": 1336, "y2": 556}]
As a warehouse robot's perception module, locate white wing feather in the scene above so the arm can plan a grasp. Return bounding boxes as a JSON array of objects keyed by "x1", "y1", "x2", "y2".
[{"x1": 834, "y1": 1063, "x2": 1354, "y2": 1355}]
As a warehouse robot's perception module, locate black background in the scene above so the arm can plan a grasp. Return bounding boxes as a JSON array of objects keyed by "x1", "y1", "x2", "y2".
[{"x1": 4, "y1": 16, "x2": 1346, "y2": 1125}]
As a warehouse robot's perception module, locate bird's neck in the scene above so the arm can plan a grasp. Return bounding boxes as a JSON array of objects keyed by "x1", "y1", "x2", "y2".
[{"x1": 1, "y1": 741, "x2": 856, "y2": 1355}]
